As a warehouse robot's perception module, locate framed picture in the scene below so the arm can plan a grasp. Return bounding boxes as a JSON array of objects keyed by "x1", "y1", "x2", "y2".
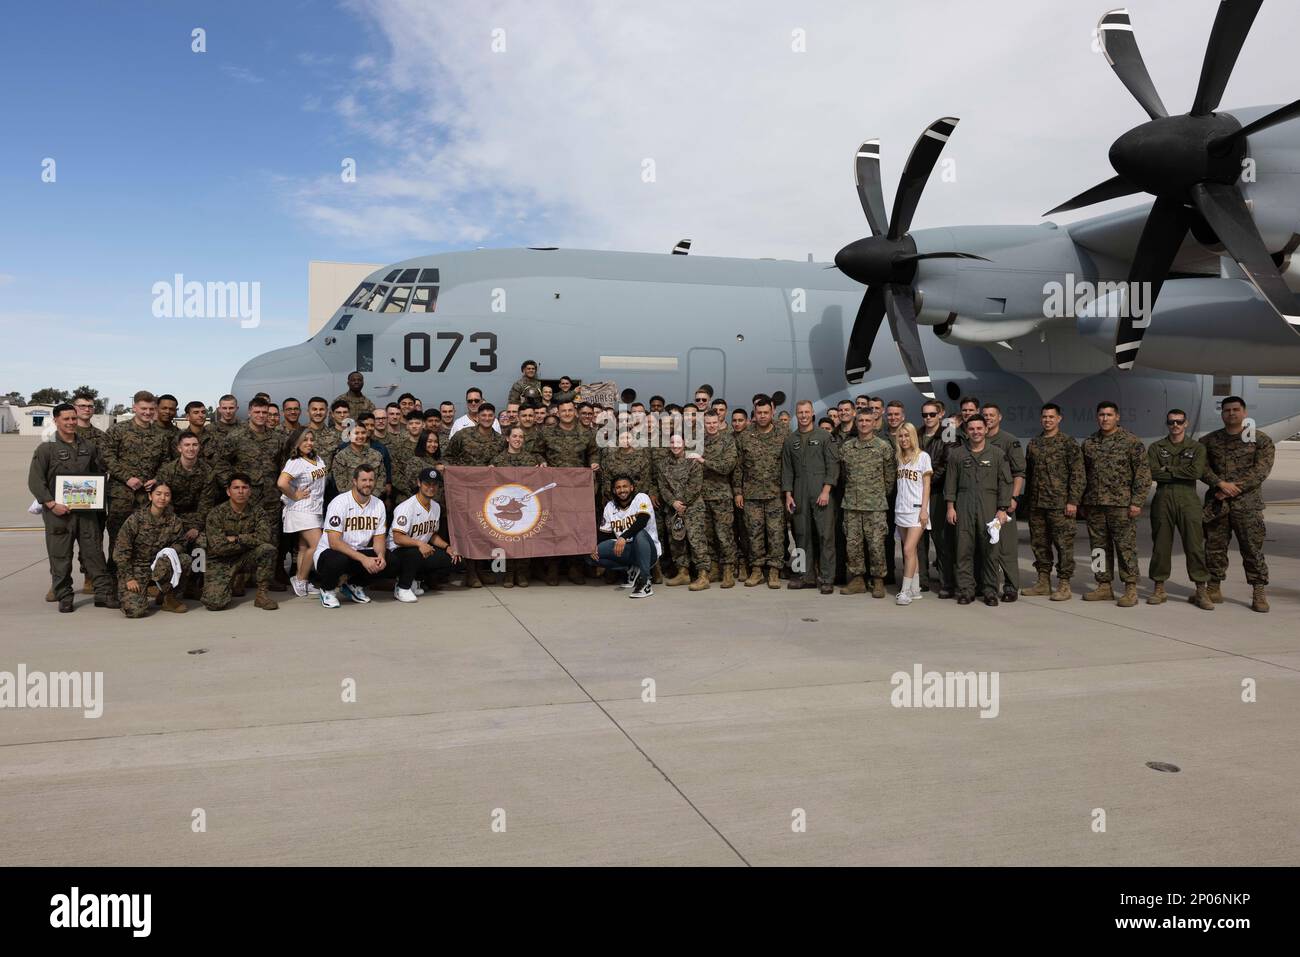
[{"x1": 55, "y1": 475, "x2": 105, "y2": 510}]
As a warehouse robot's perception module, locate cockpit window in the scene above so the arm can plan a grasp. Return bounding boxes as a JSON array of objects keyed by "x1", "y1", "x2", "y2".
[
  {"x1": 384, "y1": 286, "x2": 412, "y2": 313},
  {"x1": 344, "y1": 282, "x2": 375, "y2": 308},
  {"x1": 384, "y1": 269, "x2": 401, "y2": 282},
  {"x1": 365, "y1": 284, "x2": 391, "y2": 311},
  {"x1": 332, "y1": 313, "x2": 353, "y2": 331},
  {"x1": 410, "y1": 285, "x2": 438, "y2": 313},
  {"x1": 397, "y1": 268, "x2": 419, "y2": 284},
  {"x1": 418, "y1": 268, "x2": 440, "y2": 284}
]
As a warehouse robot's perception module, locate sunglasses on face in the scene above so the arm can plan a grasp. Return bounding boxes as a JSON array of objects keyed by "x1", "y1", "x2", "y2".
[
  {"x1": 1167, "y1": 419, "x2": 1185, "y2": 426},
  {"x1": 921, "y1": 412, "x2": 939, "y2": 418}
]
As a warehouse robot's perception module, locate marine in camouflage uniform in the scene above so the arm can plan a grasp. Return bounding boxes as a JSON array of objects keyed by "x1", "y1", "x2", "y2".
[
  {"x1": 1081, "y1": 425, "x2": 1151, "y2": 604},
  {"x1": 508, "y1": 373, "x2": 543, "y2": 406},
  {"x1": 1201, "y1": 423, "x2": 1275, "y2": 610},
  {"x1": 313, "y1": 424, "x2": 344, "y2": 470},
  {"x1": 700, "y1": 428, "x2": 738, "y2": 581},
  {"x1": 491, "y1": 447, "x2": 545, "y2": 467},
  {"x1": 985, "y1": 426, "x2": 1026, "y2": 596},
  {"x1": 202, "y1": 499, "x2": 278, "y2": 610},
  {"x1": 333, "y1": 389, "x2": 375, "y2": 423},
  {"x1": 218, "y1": 424, "x2": 283, "y2": 513},
  {"x1": 102, "y1": 416, "x2": 170, "y2": 572},
  {"x1": 387, "y1": 435, "x2": 423, "y2": 501},
  {"x1": 1147, "y1": 433, "x2": 1209, "y2": 599},
  {"x1": 781, "y1": 420, "x2": 839, "y2": 590},
  {"x1": 446, "y1": 424, "x2": 508, "y2": 466},
  {"x1": 331, "y1": 444, "x2": 388, "y2": 497},
  {"x1": 112, "y1": 507, "x2": 191, "y2": 617},
  {"x1": 837, "y1": 432, "x2": 894, "y2": 594},
  {"x1": 656, "y1": 448, "x2": 709, "y2": 586},
  {"x1": 598, "y1": 444, "x2": 654, "y2": 502},
  {"x1": 203, "y1": 418, "x2": 239, "y2": 465},
  {"x1": 736, "y1": 421, "x2": 787, "y2": 585},
  {"x1": 155, "y1": 456, "x2": 218, "y2": 541},
  {"x1": 1023, "y1": 430, "x2": 1085, "y2": 595},
  {"x1": 154, "y1": 419, "x2": 181, "y2": 460}
]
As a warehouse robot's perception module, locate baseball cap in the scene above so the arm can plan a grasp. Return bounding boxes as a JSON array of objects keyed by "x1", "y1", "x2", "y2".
[{"x1": 417, "y1": 467, "x2": 439, "y2": 485}]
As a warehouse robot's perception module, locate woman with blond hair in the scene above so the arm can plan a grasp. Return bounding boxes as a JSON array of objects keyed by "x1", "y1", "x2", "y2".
[{"x1": 893, "y1": 422, "x2": 932, "y2": 605}]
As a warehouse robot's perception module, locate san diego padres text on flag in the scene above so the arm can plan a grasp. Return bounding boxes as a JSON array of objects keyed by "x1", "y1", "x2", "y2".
[{"x1": 442, "y1": 466, "x2": 597, "y2": 559}]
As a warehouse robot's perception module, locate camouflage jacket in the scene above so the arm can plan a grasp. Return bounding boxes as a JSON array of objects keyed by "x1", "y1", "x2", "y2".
[
  {"x1": 112, "y1": 508, "x2": 188, "y2": 577},
  {"x1": 313, "y1": 425, "x2": 344, "y2": 468},
  {"x1": 1148, "y1": 437, "x2": 1207, "y2": 486},
  {"x1": 388, "y1": 438, "x2": 422, "y2": 499},
  {"x1": 1201, "y1": 428, "x2": 1275, "y2": 512},
  {"x1": 655, "y1": 454, "x2": 703, "y2": 508},
  {"x1": 332, "y1": 391, "x2": 375, "y2": 422},
  {"x1": 155, "y1": 458, "x2": 218, "y2": 531},
  {"x1": 491, "y1": 448, "x2": 545, "y2": 467},
  {"x1": 598, "y1": 446, "x2": 653, "y2": 500},
  {"x1": 838, "y1": 435, "x2": 894, "y2": 511},
  {"x1": 1025, "y1": 432, "x2": 1085, "y2": 509},
  {"x1": 331, "y1": 445, "x2": 388, "y2": 493},
  {"x1": 1082, "y1": 428, "x2": 1151, "y2": 507},
  {"x1": 700, "y1": 431, "x2": 738, "y2": 502},
  {"x1": 508, "y1": 375, "x2": 542, "y2": 405},
  {"x1": 75, "y1": 423, "x2": 107, "y2": 450},
  {"x1": 736, "y1": 424, "x2": 786, "y2": 499},
  {"x1": 103, "y1": 419, "x2": 170, "y2": 489},
  {"x1": 446, "y1": 426, "x2": 507, "y2": 467},
  {"x1": 218, "y1": 425, "x2": 283, "y2": 505},
  {"x1": 204, "y1": 500, "x2": 274, "y2": 561},
  {"x1": 537, "y1": 424, "x2": 596, "y2": 468},
  {"x1": 155, "y1": 422, "x2": 182, "y2": 459}
]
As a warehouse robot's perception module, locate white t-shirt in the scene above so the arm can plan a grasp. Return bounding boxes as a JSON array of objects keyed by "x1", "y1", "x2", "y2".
[
  {"x1": 388, "y1": 495, "x2": 441, "y2": 552},
  {"x1": 895, "y1": 451, "x2": 932, "y2": 522},
  {"x1": 314, "y1": 491, "x2": 388, "y2": 567},
  {"x1": 449, "y1": 414, "x2": 502, "y2": 437},
  {"x1": 601, "y1": 492, "x2": 661, "y2": 557},
  {"x1": 281, "y1": 455, "x2": 328, "y2": 516}
]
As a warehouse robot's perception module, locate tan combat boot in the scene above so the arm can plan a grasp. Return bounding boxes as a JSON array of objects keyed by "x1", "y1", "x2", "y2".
[
  {"x1": 651, "y1": 562, "x2": 663, "y2": 584},
  {"x1": 253, "y1": 586, "x2": 279, "y2": 610},
  {"x1": 870, "y1": 577, "x2": 886, "y2": 599},
  {"x1": 1083, "y1": 582, "x2": 1113, "y2": 602},
  {"x1": 83, "y1": 578, "x2": 95, "y2": 595},
  {"x1": 737, "y1": 561, "x2": 749, "y2": 582},
  {"x1": 45, "y1": 587, "x2": 56, "y2": 602},
  {"x1": 1146, "y1": 581, "x2": 1167, "y2": 605},
  {"x1": 840, "y1": 575, "x2": 866, "y2": 595},
  {"x1": 1021, "y1": 572, "x2": 1051, "y2": 597},
  {"x1": 514, "y1": 563, "x2": 529, "y2": 588},
  {"x1": 744, "y1": 567, "x2": 764, "y2": 587},
  {"x1": 1251, "y1": 585, "x2": 1269, "y2": 613},
  {"x1": 1207, "y1": 580, "x2": 1223, "y2": 603},
  {"x1": 708, "y1": 562, "x2": 722, "y2": 583},
  {"x1": 1050, "y1": 579, "x2": 1072, "y2": 601},
  {"x1": 689, "y1": 571, "x2": 711, "y2": 591},
  {"x1": 665, "y1": 568, "x2": 691, "y2": 586},
  {"x1": 161, "y1": 592, "x2": 188, "y2": 614},
  {"x1": 767, "y1": 568, "x2": 781, "y2": 589},
  {"x1": 465, "y1": 563, "x2": 483, "y2": 588},
  {"x1": 545, "y1": 559, "x2": 560, "y2": 586},
  {"x1": 1189, "y1": 582, "x2": 1214, "y2": 611},
  {"x1": 1116, "y1": 582, "x2": 1138, "y2": 607},
  {"x1": 721, "y1": 565, "x2": 736, "y2": 589},
  {"x1": 502, "y1": 566, "x2": 514, "y2": 588}
]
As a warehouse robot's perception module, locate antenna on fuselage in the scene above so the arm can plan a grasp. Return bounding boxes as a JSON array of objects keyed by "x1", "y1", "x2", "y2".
[{"x1": 672, "y1": 239, "x2": 691, "y2": 255}]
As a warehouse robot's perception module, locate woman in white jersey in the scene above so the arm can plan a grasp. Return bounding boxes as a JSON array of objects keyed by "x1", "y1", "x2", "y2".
[
  {"x1": 277, "y1": 428, "x2": 328, "y2": 597},
  {"x1": 894, "y1": 422, "x2": 932, "y2": 605}
]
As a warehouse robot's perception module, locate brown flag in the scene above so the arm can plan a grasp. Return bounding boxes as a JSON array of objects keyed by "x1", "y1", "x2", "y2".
[{"x1": 443, "y1": 466, "x2": 596, "y2": 559}]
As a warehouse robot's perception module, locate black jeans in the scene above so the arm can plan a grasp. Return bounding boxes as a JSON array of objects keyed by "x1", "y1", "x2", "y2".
[
  {"x1": 316, "y1": 548, "x2": 379, "y2": 590},
  {"x1": 391, "y1": 545, "x2": 454, "y2": 589}
]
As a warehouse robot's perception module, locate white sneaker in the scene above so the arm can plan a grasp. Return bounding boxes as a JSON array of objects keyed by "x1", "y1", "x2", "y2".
[
  {"x1": 630, "y1": 577, "x2": 653, "y2": 599},
  {"x1": 290, "y1": 577, "x2": 308, "y2": 598},
  {"x1": 306, "y1": 581, "x2": 320, "y2": 595},
  {"x1": 619, "y1": 568, "x2": 638, "y2": 588},
  {"x1": 394, "y1": 587, "x2": 418, "y2": 603},
  {"x1": 413, "y1": 581, "x2": 425, "y2": 596},
  {"x1": 320, "y1": 589, "x2": 340, "y2": 609},
  {"x1": 895, "y1": 591, "x2": 912, "y2": 606},
  {"x1": 341, "y1": 584, "x2": 371, "y2": 604}
]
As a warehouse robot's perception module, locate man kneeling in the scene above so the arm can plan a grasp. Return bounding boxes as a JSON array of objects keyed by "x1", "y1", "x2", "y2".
[
  {"x1": 314, "y1": 464, "x2": 387, "y2": 608},
  {"x1": 203, "y1": 473, "x2": 279, "y2": 611},
  {"x1": 389, "y1": 467, "x2": 459, "y2": 602},
  {"x1": 114, "y1": 482, "x2": 191, "y2": 617},
  {"x1": 589, "y1": 474, "x2": 658, "y2": 598}
]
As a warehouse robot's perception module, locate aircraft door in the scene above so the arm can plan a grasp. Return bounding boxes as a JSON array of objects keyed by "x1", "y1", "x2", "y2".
[{"x1": 687, "y1": 347, "x2": 726, "y2": 402}]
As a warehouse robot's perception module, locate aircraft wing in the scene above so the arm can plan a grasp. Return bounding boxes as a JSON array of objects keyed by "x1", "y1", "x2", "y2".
[{"x1": 1058, "y1": 202, "x2": 1222, "y2": 277}]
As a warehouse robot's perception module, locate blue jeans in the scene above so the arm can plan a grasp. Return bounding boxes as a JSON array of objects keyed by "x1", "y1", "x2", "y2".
[{"x1": 590, "y1": 530, "x2": 656, "y2": 580}]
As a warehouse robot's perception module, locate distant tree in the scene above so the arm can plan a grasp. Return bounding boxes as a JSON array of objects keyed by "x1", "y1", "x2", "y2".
[
  {"x1": 71, "y1": 385, "x2": 106, "y2": 414},
  {"x1": 110, "y1": 403, "x2": 127, "y2": 416},
  {"x1": 1, "y1": 390, "x2": 27, "y2": 406},
  {"x1": 29, "y1": 387, "x2": 71, "y2": 406}
]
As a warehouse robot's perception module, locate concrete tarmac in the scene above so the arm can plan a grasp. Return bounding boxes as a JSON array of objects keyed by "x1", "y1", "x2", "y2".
[{"x1": 1, "y1": 435, "x2": 1297, "y2": 865}]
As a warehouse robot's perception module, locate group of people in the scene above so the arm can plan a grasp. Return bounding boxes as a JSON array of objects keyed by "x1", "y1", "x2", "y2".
[{"x1": 27, "y1": 359, "x2": 1276, "y2": 616}]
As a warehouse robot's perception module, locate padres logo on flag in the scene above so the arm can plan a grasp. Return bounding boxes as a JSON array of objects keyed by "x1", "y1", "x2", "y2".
[
  {"x1": 481, "y1": 482, "x2": 557, "y2": 537},
  {"x1": 444, "y1": 467, "x2": 595, "y2": 560}
]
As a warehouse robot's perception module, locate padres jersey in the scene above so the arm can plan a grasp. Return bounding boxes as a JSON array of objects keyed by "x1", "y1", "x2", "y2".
[
  {"x1": 388, "y1": 495, "x2": 441, "y2": 552},
  {"x1": 895, "y1": 451, "x2": 933, "y2": 522},
  {"x1": 314, "y1": 491, "x2": 388, "y2": 566},
  {"x1": 601, "y1": 492, "x2": 660, "y2": 557},
  {"x1": 281, "y1": 455, "x2": 328, "y2": 516}
]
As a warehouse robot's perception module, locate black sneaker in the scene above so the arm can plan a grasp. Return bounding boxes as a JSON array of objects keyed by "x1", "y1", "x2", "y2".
[{"x1": 630, "y1": 576, "x2": 653, "y2": 599}]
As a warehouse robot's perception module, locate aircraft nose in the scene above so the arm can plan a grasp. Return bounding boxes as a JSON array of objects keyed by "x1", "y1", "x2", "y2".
[{"x1": 230, "y1": 344, "x2": 331, "y2": 405}]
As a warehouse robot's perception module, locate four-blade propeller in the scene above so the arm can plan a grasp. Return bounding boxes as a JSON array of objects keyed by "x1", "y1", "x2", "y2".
[
  {"x1": 1047, "y1": 1, "x2": 1300, "y2": 369},
  {"x1": 834, "y1": 117, "x2": 986, "y2": 395}
]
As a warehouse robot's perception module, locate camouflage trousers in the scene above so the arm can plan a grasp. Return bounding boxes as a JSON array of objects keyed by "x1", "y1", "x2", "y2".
[
  {"x1": 1028, "y1": 507, "x2": 1076, "y2": 580},
  {"x1": 843, "y1": 509, "x2": 888, "y2": 578},
  {"x1": 119, "y1": 552, "x2": 191, "y2": 619},
  {"x1": 744, "y1": 498, "x2": 785, "y2": 569},
  {"x1": 1149, "y1": 486, "x2": 1206, "y2": 583},
  {"x1": 702, "y1": 498, "x2": 736, "y2": 566},
  {"x1": 203, "y1": 543, "x2": 276, "y2": 610},
  {"x1": 1085, "y1": 505, "x2": 1138, "y2": 584},
  {"x1": 668, "y1": 501, "x2": 711, "y2": 570},
  {"x1": 1205, "y1": 505, "x2": 1268, "y2": 586},
  {"x1": 105, "y1": 483, "x2": 148, "y2": 573}
]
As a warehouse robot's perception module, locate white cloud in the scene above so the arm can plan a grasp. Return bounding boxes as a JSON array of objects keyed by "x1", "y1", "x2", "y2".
[
  {"x1": 221, "y1": 64, "x2": 265, "y2": 84},
  {"x1": 294, "y1": 0, "x2": 1298, "y2": 260}
]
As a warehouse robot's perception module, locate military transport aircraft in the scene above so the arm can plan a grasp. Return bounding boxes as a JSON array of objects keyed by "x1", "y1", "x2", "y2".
[{"x1": 233, "y1": 0, "x2": 1300, "y2": 442}]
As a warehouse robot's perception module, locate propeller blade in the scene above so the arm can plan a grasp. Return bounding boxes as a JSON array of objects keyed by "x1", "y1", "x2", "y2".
[
  {"x1": 1191, "y1": 0, "x2": 1262, "y2": 117},
  {"x1": 854, "y1": 139, "x2": 889, "y2": 238},
  {"x1": 1192, "y1": 181, "x2": 1300, "y2": 334},
  {"x1": 1213, "y1": 96, "x2": 1300, "y2": 149},
  {"x1": 1044, "y1": 174, "x2": 1143, "y2": 216},
  {"x1": 888, "y1": 117, "x2": 958, "y2": 241},
  {"x1": 884, "y1": 284, "x2": 936, "y2": 399},
  {"x1": 1096, "y1": 9, "x2": 1169, "y2": 119},
  {"x1": 845, "y1": 285, "x2": 887, "y2": 385},
  {"x1": 1116, "y1": 194, "x2": 1190, "y2": 369},
  {"x1": 897, "y1": 251, "x2": 991, "y2": 264}
]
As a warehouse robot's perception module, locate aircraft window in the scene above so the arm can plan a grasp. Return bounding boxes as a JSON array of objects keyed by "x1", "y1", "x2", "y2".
[
  {"x1": 356, "y1": 333, "x2": 373, "y2": 372},
  {"x1": 333, "y1": 314, "x2": 353, "y2": 331},
  {"x1": 384, "y1": 286, "x2": 413, "y2": 312},
  {"x1": 345, "y1": 282, "x2": 375, "y2": 308},
  {"x1": 418, "y1": 268, "x2": 440, "y2": 284},
  {"x1": 365, "y1": 284, "x2": 391, "y2": 312},
  {"x1": 397, "y1": 268, "x2": 419, "y2": 284},
  {"x1": 384, "y1": 269, "x2": 401, "y2": 282},
  {"x1": 409, "y1": 286, "x2": 439, "y2": 313}
]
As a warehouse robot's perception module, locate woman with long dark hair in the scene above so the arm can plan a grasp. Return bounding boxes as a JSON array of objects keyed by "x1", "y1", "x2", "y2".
[{"x1": 277, "y1": 427, "x2": 328, "y2": 597}]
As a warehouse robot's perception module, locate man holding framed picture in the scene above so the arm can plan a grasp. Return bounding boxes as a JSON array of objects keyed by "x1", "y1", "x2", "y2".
[{"x1": 28, "y1": 403, "x2": 117, "y2": 612}]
